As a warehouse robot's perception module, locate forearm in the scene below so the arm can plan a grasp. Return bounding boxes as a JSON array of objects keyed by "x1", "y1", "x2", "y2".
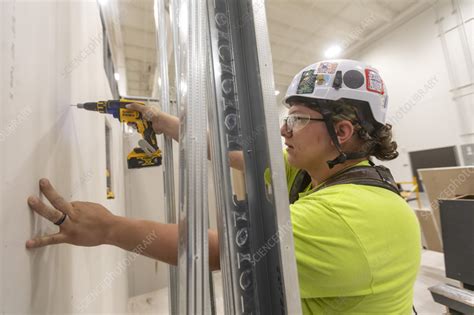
[
  {"x1": 160, "y1": 112, "x2": 180, "y2": 142},
  {"x1": 106, "y1": 216, "x2": 220, "y2": 270},
  {"x1": 160, "y1": 112, "x2": 242, "y2": 169},
  {"x1": 229, "y1": 151, "x2": 244, "y2": 171},
  {"x1": 164, "y1": 111, "x2": 244, "y2": 171}
]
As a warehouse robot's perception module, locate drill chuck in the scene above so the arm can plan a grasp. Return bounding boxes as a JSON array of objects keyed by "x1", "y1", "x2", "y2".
[{"x1": 76, "y1": 102, "x2": 99, "y2": 111}]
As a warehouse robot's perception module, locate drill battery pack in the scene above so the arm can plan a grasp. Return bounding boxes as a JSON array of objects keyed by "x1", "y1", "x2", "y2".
[{"x1": 127, "y1": 148, "x2": 163, "y2": 169}]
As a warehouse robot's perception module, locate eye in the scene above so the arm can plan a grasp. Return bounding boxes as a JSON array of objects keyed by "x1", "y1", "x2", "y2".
[{"x1": 288, "y1": 116, "x2": 298, "y2": 125}]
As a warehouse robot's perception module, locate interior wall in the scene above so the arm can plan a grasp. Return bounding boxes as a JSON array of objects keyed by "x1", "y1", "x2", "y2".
[
  {"x1": 123, "y1": 132, "x2": 174, "y2": 297},
  {"x1": 124, "y1": 124, "x2": 219, "y2": 297},
  {"x1": 1, "y1": 1, "x2": 129, "y2": 313},
  {"x1": 353, "y1": 0, "x2": 473, "y2": 181}
]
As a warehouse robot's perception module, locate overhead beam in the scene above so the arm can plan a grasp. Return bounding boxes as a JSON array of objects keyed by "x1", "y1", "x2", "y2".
[
  {"x1": 100, "y1": 0, "x2": 128, "y2": 95},
  {"x1": 345, "y1": 0, "x2": 436, "y2": 57},
  {"x1": 122, "y1": 28, "x2": 156, "y2": 49},
  {"x1": 268, "y1": 2, "x2": 356, "y2": 31},
  {"x1": 124, "y1": 43, "x2": 155, "y2": 51},
  {"x1": 360, "y1": 0, "x2": 397, "y2": 22}
]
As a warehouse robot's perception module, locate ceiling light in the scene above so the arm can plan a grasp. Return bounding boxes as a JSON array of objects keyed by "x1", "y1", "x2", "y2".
[
  {"x1": 324, "y1": 45, "x2": 342, "y2": 58},
  {"x1": 98, "y1": 0, "x2": 108, "y2": 6},
  {"x1": 114, "y1": 72, "x2": 120, "y2": 81},
  {"x1": 274, "y1": 90, "x2": 280, "y2": 96}
]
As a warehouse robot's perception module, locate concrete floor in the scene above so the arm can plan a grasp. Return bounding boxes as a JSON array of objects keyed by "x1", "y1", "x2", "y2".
[
  {"x1": 414, "y1": 250, "x2": 457, "y2": 314},
  {"x1": 127, "y1": 249, "x2": 451, "y2": 314}
]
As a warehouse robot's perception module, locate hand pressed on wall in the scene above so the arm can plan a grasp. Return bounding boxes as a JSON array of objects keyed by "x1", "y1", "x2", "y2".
[{"x1": 26, "y1": 179, "x2": 116, "y2": 249}]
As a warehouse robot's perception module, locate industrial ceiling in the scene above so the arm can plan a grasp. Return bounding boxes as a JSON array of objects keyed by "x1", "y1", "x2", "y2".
[{"x1": 101, "y1": 0, "x2": 435, "y2": 99}]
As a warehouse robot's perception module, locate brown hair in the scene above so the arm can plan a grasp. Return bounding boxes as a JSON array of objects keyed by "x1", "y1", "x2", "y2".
[
  {"x1": 305, "y1": 99, "x2": 399, "y2": 161},
  {"x1": 355, "y1": 123, "x2": 399, "y2": 161}
]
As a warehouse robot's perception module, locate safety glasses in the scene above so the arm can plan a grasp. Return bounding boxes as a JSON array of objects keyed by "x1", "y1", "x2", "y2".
[{"x1": 281, "y1": 113, "x2": 325, "y2": 133}]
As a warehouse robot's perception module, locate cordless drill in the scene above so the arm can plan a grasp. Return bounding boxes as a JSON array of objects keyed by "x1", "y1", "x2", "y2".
[{"x1": 72, "y1": 99, "x2": 162, "y2": 169}]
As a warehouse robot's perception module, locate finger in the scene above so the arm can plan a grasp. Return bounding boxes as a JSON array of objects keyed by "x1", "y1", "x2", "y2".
[
  {"x1": 143, "y1": 109, "x2": 156, "y2": 122},
  {"x1": 125, "y1": 102, "x2": 146, "y2": 113},
  {"x1": 127, "y1": 103, "x2": 158, "y2": 121},
  {"x1": 26, "y1": 232, "x2": 67, "y2": 249},
  {"x1": 28, "y1": 196, "x2": 65, "y2": 223},
  {"x1": 39, "y1": 179, "x2": 74, "y2": 215}
]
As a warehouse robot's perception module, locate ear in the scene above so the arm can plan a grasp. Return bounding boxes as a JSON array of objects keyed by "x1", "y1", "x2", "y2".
[{"x1": 334, "y1": 120, "x2": 355, "y2": 144}]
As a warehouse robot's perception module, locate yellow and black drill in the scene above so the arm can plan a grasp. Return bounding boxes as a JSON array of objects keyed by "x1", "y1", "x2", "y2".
[{"x1": 72, "y1": 99, "x2": 162, "y2": 169}]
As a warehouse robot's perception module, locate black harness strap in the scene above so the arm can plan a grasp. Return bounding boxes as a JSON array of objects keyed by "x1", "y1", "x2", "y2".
[
  {"x1": 289, "y1": 170, "x2": 312, "y2": 204},
  {"x1": 289, "y1": 164, "x2": 400, "y2": 204}
]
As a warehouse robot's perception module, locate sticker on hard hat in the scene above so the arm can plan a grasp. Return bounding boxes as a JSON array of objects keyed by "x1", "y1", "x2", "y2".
[
  {"x1": 296, "y1": 70, "x2": 316, "y2": 94},
  {"x1": 316, "y1": 74, "x2": 331, "y2": 86},
  {"x1": 343, "y1": 70, "x2": 365, "y2": 89},
  {"x1": 317, "y1": 62, "x2": 338, "y2": 74},
  {"x1": 365, "y1": 69, "x2": 384, "y2": 94}
]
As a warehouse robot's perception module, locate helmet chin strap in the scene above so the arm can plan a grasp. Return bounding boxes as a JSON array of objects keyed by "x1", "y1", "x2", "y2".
[{"x1": 318, "y1": 106, "x2": 367, "y2": 169}]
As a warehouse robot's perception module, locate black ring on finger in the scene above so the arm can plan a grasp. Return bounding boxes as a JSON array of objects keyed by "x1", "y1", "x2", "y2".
[{"x1": 54, "y1": 213, "x2": 68, "y2": 226}]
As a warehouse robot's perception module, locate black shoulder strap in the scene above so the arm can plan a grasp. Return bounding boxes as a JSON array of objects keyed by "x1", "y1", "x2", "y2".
[
  {"x1": 289, "y1": 170, "x2": 312, "y2": 204},
  {"x1": 314, "y1": 165, "x2": 401, "y2": 195},
  {"x1": 289, "y1": 164, "x2": 400, "y2": 204}
]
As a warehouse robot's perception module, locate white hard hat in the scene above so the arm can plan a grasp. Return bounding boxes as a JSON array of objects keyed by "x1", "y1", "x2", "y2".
[{"x1": 284, "y1": 59, "x2": 388, "y2": 127}]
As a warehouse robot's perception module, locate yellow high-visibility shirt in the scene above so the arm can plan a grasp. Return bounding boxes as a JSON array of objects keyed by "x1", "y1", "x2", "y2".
[{"x1": 284, "y1": 153, "x2": 421, "y2": 314}]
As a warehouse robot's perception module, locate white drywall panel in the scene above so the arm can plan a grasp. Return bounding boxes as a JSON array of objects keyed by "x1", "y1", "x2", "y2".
[
  {"x1": 123, "y1": 132, "x2": 170, "y2": 297},
  {"x1": 124, "y1": 127, "x2": 219, "y2": 297},
  {"x1": 1, "y1": 1, "x2": 129, "y2": 313}
]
